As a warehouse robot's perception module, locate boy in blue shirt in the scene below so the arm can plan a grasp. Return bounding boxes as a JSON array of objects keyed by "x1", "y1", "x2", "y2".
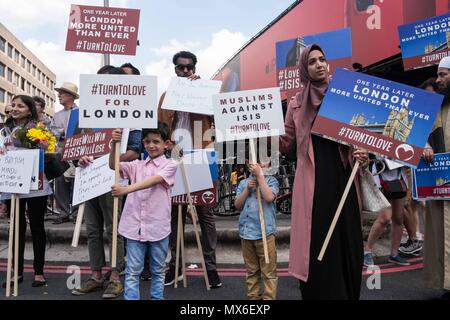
[{"x1": 235, "y1": 160, "x2": 279, "y2": 300}]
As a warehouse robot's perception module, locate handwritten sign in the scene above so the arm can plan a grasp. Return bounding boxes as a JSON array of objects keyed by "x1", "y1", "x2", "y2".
[
  {"x1": 65, "y1": 4, "x2": 140, "y2": 55},
  {"x1": 79, "y1": 74, "x2": 158, "y2": 129},
  {"x1": 72, "y1": 155, "x2": 114, "y2": 205},
  {"x1": 0, "y1": 151, "x2": 34, "y2": 194},
  {"x1": 213, "y1": 87, "x2": 285, "y2": 142},
  {"x1": 162, "y1": 78, "x2": 222, "y2": 115}
]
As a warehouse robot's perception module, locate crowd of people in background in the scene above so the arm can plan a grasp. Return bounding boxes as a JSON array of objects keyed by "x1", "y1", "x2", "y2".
[{"x1": 0, "y1": 45, "x2": 450, "y2": 301}]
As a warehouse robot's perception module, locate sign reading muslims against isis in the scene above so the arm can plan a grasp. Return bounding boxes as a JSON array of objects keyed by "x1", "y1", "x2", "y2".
[
  {"x1": 161, "y1": 78, "x2": 222, "y2": 115},
  {"x1": 212, "y1": 88, "x2": 284, "y2": 142},
  {"x1": 65, "y1": 4, "x2": 140, "y2": 55},
  {"x1": 398, "y1": 12, "x2": 450, "y2": 71},
  {"x1": 0, "y1": 151, "x2": 34, "y2": 194},
  {"x1": 61, "y1": 129, "x2": 113, "y2": 161},
  {"x1": 79, "y1": 74, "x2": 157, "y2": 129},
  {"x1": 412, "y1": 152, "x2": 450, "y2": 200},
  {"x1": 276, "y1": 28, "x2": 352, "y2": 100},
  {"x1": 311, "y1": 68, "x2": 443, "y2": 168}
]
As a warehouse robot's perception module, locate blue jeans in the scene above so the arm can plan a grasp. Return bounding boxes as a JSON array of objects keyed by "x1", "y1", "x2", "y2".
[{"x1": 124, "y1": 237, "x2": 169, "y2": 300}]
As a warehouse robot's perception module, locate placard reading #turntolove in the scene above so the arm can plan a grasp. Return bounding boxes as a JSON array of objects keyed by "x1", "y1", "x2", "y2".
[
  {"x1": 79, "y1": 74, "x2": 157, "y2": 129},
  {"x1": 213, "y1": 88, "x2": 284, "y2": 142},
  {"x1": 65, "y1": 4, "x2": 140, "y2": 55},
  {"x1": 312, "y1": 68, "x2": 443, "y2": 168},
  {"x1": 398, "y1": 12, "x2": 450, "y2": 71}
]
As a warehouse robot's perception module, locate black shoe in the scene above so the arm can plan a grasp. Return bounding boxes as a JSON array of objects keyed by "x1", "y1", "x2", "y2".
[
  {"x1": 2, "y1": 275, "x2": 23, "y2": 288},
  {"x1": 140, "y1": 268, "x2": 151, "y2": 281},
  {"x1": 207, "y1": 270, "x2": 222, "y2": 289},
  {"x1": 442, "y1": 291, "x2": 450, "y2": 300},
  {"x1": 164, "y1": 268, "x2": 183, "y2": 286},
  {"x1": 32, "y1": 279, "x2": 47, "y2": 287},
  {"x1": 52, "y1": 216, "x2": 70, "y2": 224}
]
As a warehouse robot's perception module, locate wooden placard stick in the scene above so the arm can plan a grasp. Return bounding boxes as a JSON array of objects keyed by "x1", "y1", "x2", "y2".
[
  {"x1": 174, "y1": 204, "x2": 182, "y2": 288},
  {"x1": 13, "y1": 194, "x2": 19, "y2": 296},
  {"x1": 5, "y1": 194, "x2": 16, "y2": 297},
  {"x1": 180, "y1": 207, "x2": 187, "y2": 288},
  {"x1": 111, "y1": 141, "x2": 121, "y2": 268},
  {"x1": 318, "y1": 161, "x2": 360, "y2": 261},
  {"x1": 178, "y1": 154, "x2": 211, "y2": 290},
  {"x1": 249, "y1": 138, "x2": 269, "y2": 264},
  {"x1": 71, "y1": 203, "x2": 86, "y2": 247}
]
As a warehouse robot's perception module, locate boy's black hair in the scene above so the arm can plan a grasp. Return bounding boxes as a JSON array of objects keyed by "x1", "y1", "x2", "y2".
[
  {"x1": 142, "y1": 121, "x2": 170, "y2": 141},
  {"x1": 120, "y1": 62, "x2": 141, "y2": 75},
  {"x1": 172, "y1": 51, "x2": 197, "y2": 66}
]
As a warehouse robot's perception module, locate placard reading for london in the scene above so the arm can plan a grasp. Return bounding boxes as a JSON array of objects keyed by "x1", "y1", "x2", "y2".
[
  {"x1": 213, "y1": 88, "x2": 284, "y2": 142},
  {"x1": 311, "y1": 68, "x2": 443, "y2": 167},
  {"x1": 65, "y1": 4, "x2": 140, "y2": 55},
  {"x1": 79, "y1": 74, "x2": 157, "y2": 129},
  {"x1": 413, "y1": 152, "x2": 450, "y2": 200},
  {"x1": 161, "y1": 78, "x2": 222, "y2": 115},
  {"x1": 398, "y1": 12, "x2": 450, "y2": 71}
]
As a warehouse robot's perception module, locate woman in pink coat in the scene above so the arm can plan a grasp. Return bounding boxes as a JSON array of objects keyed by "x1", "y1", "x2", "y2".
[{"x1": 280, "y1": 44, "x2": 368, "y2": 300}]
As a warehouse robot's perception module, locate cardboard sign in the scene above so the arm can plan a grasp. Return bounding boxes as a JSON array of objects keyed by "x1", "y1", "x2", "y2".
[
  {"x1": 398, "y1": 13, "x2": 450, "y2": 71},
  {"x1": 161, "y1": 78, "x2": 222, "y2": 115},
  {"x1": 171, "y1": 157, "x2": 213, "y2": 198},
  {"x1": 276, "y1": 28, "x2": 352, "y2": 100},
  {"x1": 65, "y1": 4, "x2": 140, "y2": 56},
  {"x1": 20, "y1": 149, "x2": 41, "y2": 190},
  {"x1": 213, "y1": 88, "x2": 285, "y2": 142},
  {"x1": 72, "y1": 155, "x2": 114, "y2": 205},
  {"x1": 0, "y1": 151, "x2": 34, "y2": 194},
  {"x1": 413, "y1": 152, "x2": 450, "y2": 200},
  {"x1": 311, "y1": 68, "x2": 443, "y2": 168},
  {"x1": 62, "y1": 129, "x2": 113, "y2": 161},
  {"x1": 79, "y1": 74, "x2": 157, "y2": 129}
]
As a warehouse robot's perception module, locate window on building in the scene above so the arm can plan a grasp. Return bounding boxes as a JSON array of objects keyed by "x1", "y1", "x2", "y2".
[
  {"x1": 7, "y1": 44, "x2": 13, "y2": 58},
  {"x1": 37, "y1": 70, "x2": 41, "y2": 81},
  {"x1": 26, "y1": 82, "x2": 30, "y2": 94},
  {"x1": 21, "y1": 78, "x2": 25, "y2": 91},
  {"x1": 32, "y1": 65, "x2": 36, "y2": 76},
  {"x1": 14, "y1": 49, "x2": 19, "y2": 63},
  {"x1": 27, "y1": 60, "x2": 31, "y2": 72},
  {"x1": 0, "y1": 36, "x2": 5, "y2": 52},
  {"x1": 0, "y1": 88, "x2": 5, "y2": 103},
  {"x1": 14, "y1": 73, "x2": 19, "y2": 86},
  {"x1": 32, "y1": 86, "x2": 36, "y2": 96},
  {"x1": 20, "y1": 55, "x2": 25, "y2": 68},
  {"x1": 7, "y1": 68, "x2": 13, "y2": 82},
  {"x1": 0, "y1": 62, "x2": 5, "y2": 78}
]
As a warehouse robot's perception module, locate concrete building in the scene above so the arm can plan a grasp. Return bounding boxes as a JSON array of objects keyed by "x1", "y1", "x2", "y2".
[{"x1": 0, "y1": 22, "x2": 56, "y2": 118}]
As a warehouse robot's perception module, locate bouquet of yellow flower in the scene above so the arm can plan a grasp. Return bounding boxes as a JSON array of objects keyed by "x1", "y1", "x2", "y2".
[{"x1": 13, "y1": 121, "x2": 57, "y2": 153}]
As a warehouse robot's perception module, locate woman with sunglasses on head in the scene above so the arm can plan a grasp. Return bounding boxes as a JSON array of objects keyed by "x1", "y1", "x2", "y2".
[{"x1": 1, "y1": 95, "x2": 52, "y2": 288}]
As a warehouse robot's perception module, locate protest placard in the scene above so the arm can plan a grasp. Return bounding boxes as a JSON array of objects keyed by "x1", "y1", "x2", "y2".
[
  {"x1": 65, "y1": 4, "x2": 140, "y2": 55},
  {"x1": 19, "y1": 149, "x2": 41, "y2": 190},
  {"x1": 161, "y1": 78, "x2": 222, "y2": 115},
  {"x1": 212, "y1": 87, "x2": 284, "y2": 142},
  {"x1": 72, "y1": 155, "x2": 114, "y2": 205},
  {"x1": 79, "y1": 74, "x2": 157, "y2": 129},
  {"x1": 276, "y1": 28, "x2": 352, "y2": 100},
  {"x1": 311, "y1": 68, "x2": 443, "y2": 168},
  {"x1": 398, "y1": 12, "x2": 450, "y2": 71},
  {"x1": 0, "y1": 151, "x2": 34, "y2": 194},
  {"x1": 413, "y1": 152, "x2": 450, "y2": 200},
  {"x1": 62, "y1": 129, "x2": 113, "y2": 161}
]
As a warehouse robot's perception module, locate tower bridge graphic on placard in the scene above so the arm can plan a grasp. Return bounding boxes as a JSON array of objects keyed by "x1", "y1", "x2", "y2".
[{"x1": 349, "y1": 106, "x2": 415, "y2": 143}]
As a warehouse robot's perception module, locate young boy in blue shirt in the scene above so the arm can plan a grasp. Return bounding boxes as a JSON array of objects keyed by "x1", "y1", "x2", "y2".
[{"x1": 235, "y1": 160, "x2": 279, "y2": 300}]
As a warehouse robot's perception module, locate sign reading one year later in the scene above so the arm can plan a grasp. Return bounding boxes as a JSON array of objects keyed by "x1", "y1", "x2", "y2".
[{"x1": 79, "y1": 74, "x2": 157, "y2": 129}]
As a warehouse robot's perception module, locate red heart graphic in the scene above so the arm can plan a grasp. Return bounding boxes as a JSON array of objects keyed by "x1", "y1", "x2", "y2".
[{"x1": 397, "y1": 148, "x2": 414, "y2": 161}]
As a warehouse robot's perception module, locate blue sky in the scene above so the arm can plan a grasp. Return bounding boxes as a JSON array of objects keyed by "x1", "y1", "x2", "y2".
[{"x1": 0, "y1": 0, "x2": 295, "y2": 110}]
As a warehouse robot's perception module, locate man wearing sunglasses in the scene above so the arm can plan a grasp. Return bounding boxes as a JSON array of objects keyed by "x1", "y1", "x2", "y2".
[
  {"x1": 157, "y1": 51, "x2": 221, "y2": 289},
  {"x1": 3, "y1": 104, "x2": 12, "y2": 122}
]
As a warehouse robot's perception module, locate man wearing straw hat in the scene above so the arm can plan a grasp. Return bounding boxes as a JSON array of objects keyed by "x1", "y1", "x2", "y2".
[{"x1": 51, "y1": 82, "x2": 79, "y2": 225}]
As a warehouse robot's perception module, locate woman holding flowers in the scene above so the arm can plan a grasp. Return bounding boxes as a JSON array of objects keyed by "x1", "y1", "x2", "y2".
[{"x1": 1, "y1": 95, "x2": 55, "y2": 288}]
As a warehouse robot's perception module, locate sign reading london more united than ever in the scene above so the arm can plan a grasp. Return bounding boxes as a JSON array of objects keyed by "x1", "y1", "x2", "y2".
[
  {"x1": 312, "y1": 68, "x2": 444, "y2": 168},
  {"x1": 65, "y1": 4, "x2": 140, "y2": 55},
  {"x1": 212, "y1": 87, "x2": 285, "y2": 142},
  {"x1": 413, "y1": 152, "x2": 450, "y2": 200},
  {"x1": 398, "y1": 12, "x2": 450, "y2": 71},
  {"x1": 79, "y1": 74, "x2": 158, "y2": 129}
]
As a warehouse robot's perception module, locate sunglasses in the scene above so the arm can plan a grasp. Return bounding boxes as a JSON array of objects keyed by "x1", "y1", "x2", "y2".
[
  {"x1": 175, "y1": 64, "x2": 195, "y2": 71},
  {"x1": 5, "y1": 111, "x2": 10, "y2": 115}
]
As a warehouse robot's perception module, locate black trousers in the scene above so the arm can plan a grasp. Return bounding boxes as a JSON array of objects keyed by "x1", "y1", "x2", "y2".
[
  {"x1": 6, "y1": 196, "x2": 48, "y2": 276},
  {"x1": 169, "y1": 205, "x2": 218, "y2": 271}
]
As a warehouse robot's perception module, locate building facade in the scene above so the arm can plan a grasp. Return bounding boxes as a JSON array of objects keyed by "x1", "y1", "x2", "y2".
[{"x1": 0, "y1": 22, "x2": 56, "y2": 118}]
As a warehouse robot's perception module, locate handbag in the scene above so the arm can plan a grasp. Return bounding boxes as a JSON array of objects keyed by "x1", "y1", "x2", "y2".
[
  {"x1": 379, "y1": 168, "x2": 407, "y2": 200},
  {"x1": 360, "y1": 167, "x2": 391, "y2": 213},
  {"x1": 44, "y1": 153, "x2": 70, "y2": 181}
]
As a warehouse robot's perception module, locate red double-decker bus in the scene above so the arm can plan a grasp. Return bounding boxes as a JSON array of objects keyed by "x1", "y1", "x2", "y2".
[{"x1": 213, "y1": 0, "x2": 450, "y2": 94}]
